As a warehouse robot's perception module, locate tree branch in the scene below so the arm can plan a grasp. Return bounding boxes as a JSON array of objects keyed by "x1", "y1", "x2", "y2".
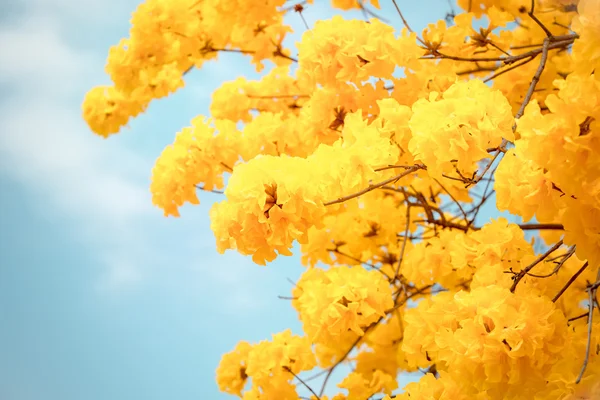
[
  {"x1": 518, "y1": 223, "x2": 564, "y2": 230},
  {"x1": 552, "y1": 261, "x2": 589, "y2": 303},
  {"x1": 284, "y1": 366, "x2": 321, "y2": 399},
  {"x1": 510, "y1": 240, "x2": 563, "y2": 292},
  {"x1": 324, "y1": 165, "x2": 424, "y2": 206},
  {"x1": 575, "y1": 267, "x2": 600, "y2": 383}
]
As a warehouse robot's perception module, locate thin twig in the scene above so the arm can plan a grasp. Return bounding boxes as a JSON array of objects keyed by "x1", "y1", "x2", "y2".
[
  {"x1": 394, "y1": 204, "x2": 411, "y2": 280},
  {"x1": 374, "y1": 164, "x2": 418, "y2": 172},
  {"x1": 513, "y1": 36, "x2": 550, "y2": 124},
  {"x1": 425, "y1": 36, "x2": 576, "y2": 64},
  {"x1": 552, "y1": 261, "x2": 589, "y2": 303},
  {"x1": 391, "y1": 0, "x2": 425, "y2": 45},
  {"x1": 246, "y1": 94, "x2": 309, "y2": 99},
  {"x1": 518, "y1": 223, "x2": 564, "y2": 230},
  {"x1": 568, "y1": 312, "x2": 590, "y2": 323},
  {"x1": 318, "y1": 332, "x2": 365, "y2": 396},
  {"x1": 510, "y1": 240, "x2": 564, "y2": 292},
  {"x1": 575, "y1": 267, "x2": 600, "y2": 383},
  {"x1": 294, "y1": 4, "x2": 310, "y2": 30},
  {"x1": 470, "y1": 142, "x2": 506, "y2": 187},
  {"x1": 391, "y1": 0, "x2": 414, "y2": 33},
  {"x1": 525, "y1": 246, "x2": 575, "y2": 278},
  {"x1": 324, "y1": 165, "x2": 424, "y2": 206},
  {"x1": 435, "y1": 178, "x2": 468, "y2": 223},
  {"x1": 483, "y1": 55, "x2": 535, "y2": 83},
  {"x1": 195, "y1": 185, "x2": 224, "y2": 194},
  {"x1": 329, "y1": 248, "x2": 392, "y2": 280},
  {"x1": 528, "y1": 0, "x2": 554, "y2": 38},
  {"x1": 284, "y1": 366, "x2": 321, "y2": 399}
]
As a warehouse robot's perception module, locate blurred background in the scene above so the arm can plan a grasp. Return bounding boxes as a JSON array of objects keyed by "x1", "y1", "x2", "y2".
[{"x1": 0, "y1": 0, "x2": 458, "y2": 398}]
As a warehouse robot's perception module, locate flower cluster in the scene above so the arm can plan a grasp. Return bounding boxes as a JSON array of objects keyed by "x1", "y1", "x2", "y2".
[
  {"x1": 297, "y1": 16, "x2": 420, "y2": 88},
  {"x1": 403, "y1": 286, "x2": 571, "y2": 398},
  {"x1": 408, "y1": 79, "x2": 514, "y2": 178},
  {"x1": 292, "y1": 266, "x2": 393, "y2": 366},
  {"x1": 150, "y1": 117, "x2": 239, "y2": 216},
  {"x1": 216, "y1": 330, "x2": 316, "y2": 398}
]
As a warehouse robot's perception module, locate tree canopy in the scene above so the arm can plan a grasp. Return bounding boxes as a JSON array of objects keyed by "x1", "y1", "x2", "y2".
[{"x1": 83, "y1": 0, "x2": 600, "y2": 398}]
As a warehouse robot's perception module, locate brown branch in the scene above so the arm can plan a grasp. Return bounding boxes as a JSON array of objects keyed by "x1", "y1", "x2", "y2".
[
  {"x1": 328, "y1": 248, "x2": 392, "y2": 280},
  {"x1": 483, "y1": 55, "x2": 536, "y2": 83},
  {"x1": 220, "y1": 162, "x2": 233, "y2": 172},
  {"x1": 374, "y1": 164, "x2": 418, "y2": 172},
  {"x1": 552, "y1": 261, "x2": 589, "y2": 303},
  {"x1": 510, "y1": 240, "x2": 564, "y2": 292},
  {"x1": 466, "y1": 174, "x2": 496, "y2": 225},
  {"x1": 284, "y1": 366, "x2": 321, "y2": 399},
  {"x1": 319, "y1": 282, "x2": 438, "y2": 396},
  {"x1": 528, "y1": 0, "x2": 554, "y2": 38},
  {"x1": 318, "y1": 327, "x2": 370, "y2": 397},
  {"x1": 424, "y1": 35, "x2": 576, "y2": 64},
  {"x1": 246, "y1": 94, "x2": 309, "y2": 99},
  {"x1": 394, "y1": 204, "x2": 411, "y2": 280},
  {"x1": 518, "y1": 223, "x2": 564, "y2": 230},
  {"x1": 324, "y1": 165, "x2": 424, "y2": 206},
  {"x1": 388, "y1": 284, "x2": 437, "y2": 313},
  {"x1": 525, "y1": 246, "x2": 575, "y2": 278},
  {"x1": 434, "y1": 178, "x2": 468, "y2": 224},
  {"x1": 293, "y1": 3, "x2": 311, "y2": 30},
  {"x1": 205, "y1": 47, "x2": 255, "y2": 55},
  {"x1": 467, "y1": 136, "x2": 507, "y2": 188},
  {"x1": 355, "y1": 0, "x2": 390, "y2": 23},
  {"x1": 513, "y1": 36, "x2": 550, "y2": 124},
  {"x1": 391, "y1": 0, "x2": 426, "y2": 45},
  {"x1": 568, "y1": 311, "x2": 590, "y2": 324},
  {"x1": 391, "y1": 0, "x2": 414, "y2": 33},
  {"x1": 575, "y1": 268, "x2": 600, "y2": 383},
  {"x1": 413, "y1": 218, "x2": 474, "y2": 232},
  {"x1": 195, "y1": 185, "x2": 224, "y2": 194}
]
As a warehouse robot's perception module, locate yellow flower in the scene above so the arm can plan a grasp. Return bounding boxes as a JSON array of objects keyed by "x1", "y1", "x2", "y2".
[
  {"x1": 215, "y1": 341, "x2": 252, "y2": 396},
  {"x1": 408, "y1": 79, "x2": 514, "y2": 178},
  {"x1": 338, "y1": 370, "x2": 397, "y2": 400},
  {"x1": 150, "y1": 117, "x2": 239, "y2": 217},
  {"x1": 572, "y1": 0, "x2": 600, "y2": 75},
  {"x1": 292, "y1": 266, "x2": 393, "y2": 365},
  {"x1": 210, "y1": 155, "x2": 326, "y2": 265},
  {"x1": 297, "y1": 16, "x2": 419, "y2": 88},
  {"x1": 403, "y1": 286, "x2": 571, "y2": 398},
  {"x1": 495, "y1": 148, "x2": 563, "y2": 222},
  {"x1": 82, "y1": 86, "x2": 145, "y2": 137}
]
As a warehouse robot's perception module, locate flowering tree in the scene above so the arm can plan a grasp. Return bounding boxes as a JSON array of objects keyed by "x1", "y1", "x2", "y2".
[{"x1": 82, "y1": 0, "x2": 600, "y2": 398}]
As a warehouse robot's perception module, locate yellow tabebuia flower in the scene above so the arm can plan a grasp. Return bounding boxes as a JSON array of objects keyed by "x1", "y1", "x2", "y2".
[
  {"x1": 403, "y1": 285, "x2": 571, "y2": 399},
  {"x1": 571, "y1": 0, "x2": 600, "y2": 75},
  {"x1": 210, "y1": 155, "x2": 327, "y2": 265},
  {"x1": 495, "y1": 148, "x2": 563, "y2": 222},
  {"x1": 82, "y1": 86, "x2": 145, "y2": 137},
  {"x1": 150, "y1": 117, "x2": 239, "y2": 217},
  {"x1": 217, "y1": 329, "x2": 316, "y2": 399},
  {"x1": 292, "y1": 266, "x2": 393, "y2": 366},
  {"x1": 215, "y1": 340, "x2": 252, "y2": 396},
  {"x1": 338, "y1": 370, "x2": 397, "y2": 400},
  {"x1": 297, "y1": 16, "x2": 420, "y2": 88},
  {"x1": 408, "y1": 79, "x2": 514, "y2": 178}
]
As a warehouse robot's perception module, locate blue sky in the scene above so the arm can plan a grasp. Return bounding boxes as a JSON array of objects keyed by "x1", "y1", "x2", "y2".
[{"x1": 0, "y1": 1, "x2": 466, "y2": 399}]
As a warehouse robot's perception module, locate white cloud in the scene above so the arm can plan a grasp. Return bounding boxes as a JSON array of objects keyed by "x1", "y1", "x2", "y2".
[
  {"x1": 0, "y1": 16, "x2": 92, "y2": 88},
  {"x1": 20, "y1": 0, "x2": 139, "y2": 24},
  {"x1": 96, "y1": 257, "x2": 143, "y2": 293},
  {"x1": 0, "y1": 7, "x2": 155, "y2": 291}
]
